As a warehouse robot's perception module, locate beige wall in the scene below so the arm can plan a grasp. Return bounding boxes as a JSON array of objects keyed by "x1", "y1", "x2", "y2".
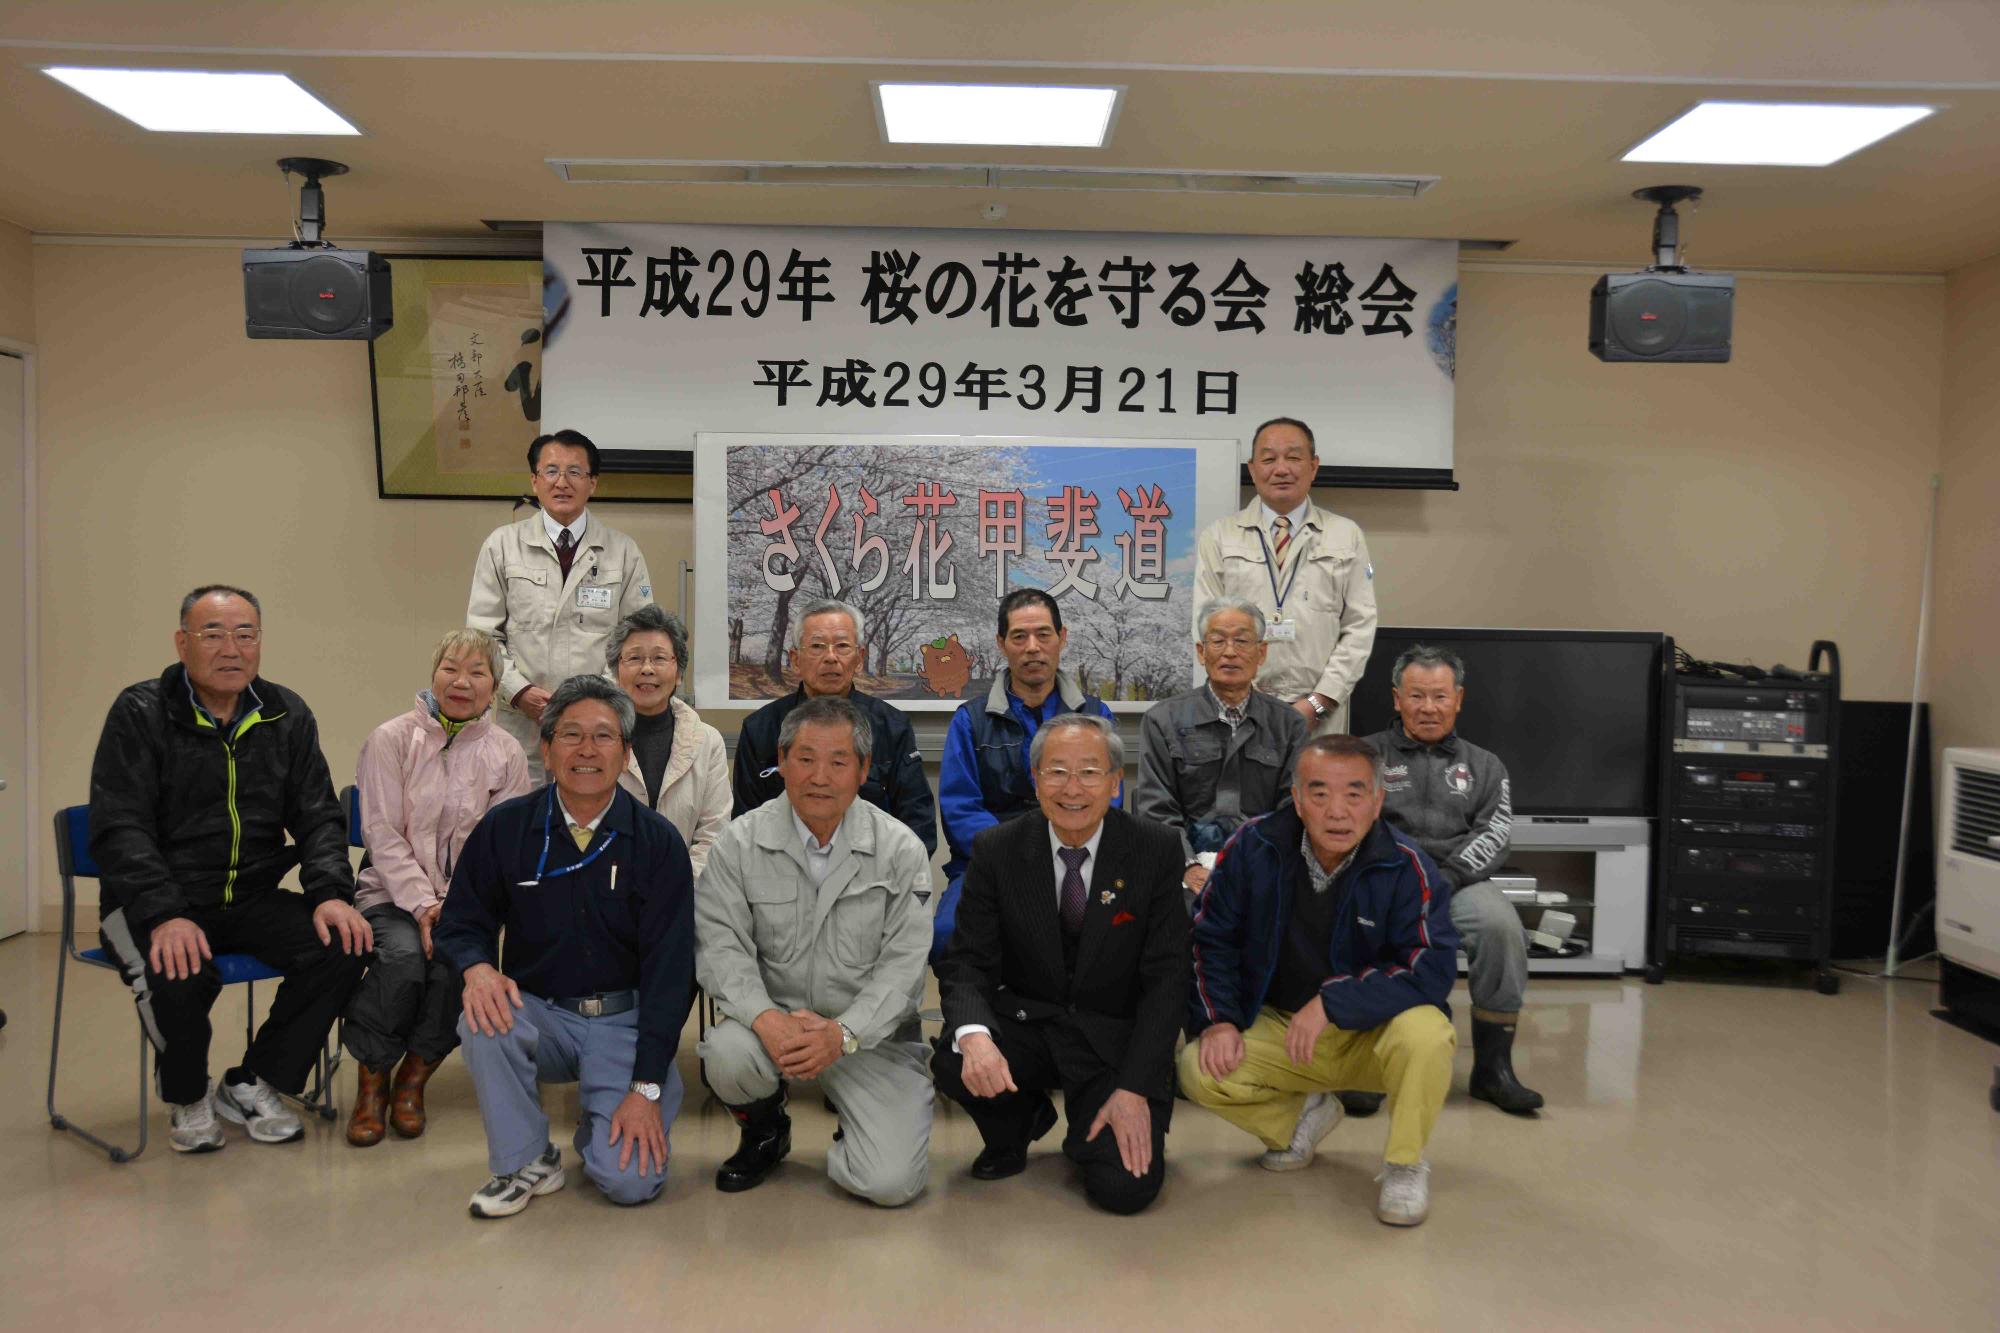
[
  {"x1": 29, "y1": 243, "x2": 1948, "y2": 925},
  {"x1": 1344, "y1": 268, "x2": 1944, "y2": 702},
  {"x1": 0, "y1": 220, "x2": 31, "y2": 343},
  {"x1": 1930, "y1": 251, "x2": 2000, "y2": 757}
]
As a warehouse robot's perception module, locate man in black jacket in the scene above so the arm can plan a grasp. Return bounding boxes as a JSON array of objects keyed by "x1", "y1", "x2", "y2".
[
  {"x1": 90, "y1": 585, "x2": 370, "y2": 1153},
  {"x1": 932, "y1": 713, "x2": 1188, "y2": 1215},
  {"x1": 730, "y1": 597, "x2": 936, "y2": 855}
]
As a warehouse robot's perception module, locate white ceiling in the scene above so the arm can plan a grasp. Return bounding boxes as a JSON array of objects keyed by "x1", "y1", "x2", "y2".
[{"x1": 4, "y1": 1, "x2": 1999, "y2": 272}]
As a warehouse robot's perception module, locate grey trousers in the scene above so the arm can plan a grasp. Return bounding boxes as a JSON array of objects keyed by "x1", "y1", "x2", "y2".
[
  {"x1": 1451, "y1": 881, "x2": 1529, "y2": 1014},
  {"x1": 342, "y1": 905, "x2": 462, "y2": 1070},
  {"x1": 457, "y1": 994, "x2": 684, "y2": 1205},
  {"x1": 698, "y1": 1017, "x2": 932, "y2": 1208}
]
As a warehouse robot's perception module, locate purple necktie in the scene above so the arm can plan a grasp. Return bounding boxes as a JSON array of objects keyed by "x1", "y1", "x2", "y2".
[
  {"x1": 556, "y1": 527, "x2": 576, "y2": 582},
  {"x1": 1058, "y1": 846, "x2": 1089, "y2": 935}
]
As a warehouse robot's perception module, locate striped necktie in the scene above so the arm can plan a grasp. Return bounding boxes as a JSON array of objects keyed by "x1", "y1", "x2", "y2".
[
  {"x1": 1271, "y1": 515, "x2": 1292, "y2": 565},
  {"x1": 1058, "y1": 846, "x2": 1089, "y2": 936},
  {"x1": 556, "y1": 528, "x2": 577, "y2": 582}
]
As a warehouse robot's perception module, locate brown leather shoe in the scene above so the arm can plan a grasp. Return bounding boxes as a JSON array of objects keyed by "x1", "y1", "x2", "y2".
[
  {"x1": 348, "y1": 1064, "x2": 390, "y2": 1147},
  {"x1": 390, "y1": 1052, "x2": 442, "y2": 1139}
]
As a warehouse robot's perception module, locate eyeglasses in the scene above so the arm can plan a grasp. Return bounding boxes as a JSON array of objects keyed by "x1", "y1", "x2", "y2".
[
  {"x1": 618, "y1": 653, "x2": 677, "y2": 670},
  {"x1": 536, "y1": 465, "x2": 591, "y2": 483},
  {"x1": 1201, "y1": 634, "x2": 1259, "y2": 652},
  {"x1": 552, "y1": 727, "x2": 621, "y2": 748},
  {"x1": 191, "y1": 629, "x2": 260, "y2": 647},
  {"x1": 800, "y1": 639, "x2": 857, "y2": 658},
  {"x1": 1038, "y1": 765, "x2": 1112, "y2": 788}
]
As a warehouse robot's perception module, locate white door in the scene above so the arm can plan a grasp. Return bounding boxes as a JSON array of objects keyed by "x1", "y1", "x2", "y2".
[{"x1": 0, "y1": 350, "x2": 25, "y2": 938}]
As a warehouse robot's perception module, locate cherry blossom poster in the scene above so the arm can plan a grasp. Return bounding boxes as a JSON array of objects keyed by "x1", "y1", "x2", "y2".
[{"x1": 691, "y1": 434, "x2": 1238, "y2": 712}]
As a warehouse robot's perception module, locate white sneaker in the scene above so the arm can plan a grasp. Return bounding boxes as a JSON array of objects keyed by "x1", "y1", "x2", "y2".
[
  {"x1": 1259, "y1": 1092, "x2": 1344, "y2": 1172},
  {"x1": 169, "y1": 1082, "x2": 226, "y2": 1154},
  {"x1": 469, "y1": 1143, "x2": 566, "y2": 1219},
  {"x1": 213, "y1": 1074, "x2": 305, "y2": 1144},
  {"x1": 1375, "y1": 1160, "x2": 1432, "y2": 1226}
]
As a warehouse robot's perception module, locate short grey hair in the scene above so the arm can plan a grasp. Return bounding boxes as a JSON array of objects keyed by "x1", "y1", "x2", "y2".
[
  {"x1": 1297, "y1": 734, "x2": 1386, "y2": 791},
  {"x1": 1391, "y1": 644, "x2": 1466, "y2": 690},
  {"x1": 1196, "y1": 598, "x2": 1267, "y2": 642},
  {"x1": 777, "y1": 694, "x2": 874, "y2": 763},
  {"x1": 180, "y1": 584, "x2": 261, "y2": 624},
  {"x1": 1028, "y1": 712, "x2": 1125, "y2": 772},
  {"x1": 539, "y1": 675, "x2": 637, "y2": 745},
  {"x1": 791, "y1": 598, "x2": 865, "y2": 653},
  {"x1": 605, "y1": 603, "x2": 689, "y2": 673}
]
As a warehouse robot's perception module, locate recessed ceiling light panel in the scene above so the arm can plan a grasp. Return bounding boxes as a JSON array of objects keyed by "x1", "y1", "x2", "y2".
[
  {"x1": 1622, "y1": 100, "x2": 1933, "y2": 167},
  {"x1": 44, "y1": 67, "x2": 359, "y2": 135},
  {"x1": 875, "y1": 82, "x2": 1120, "y2": 147}
]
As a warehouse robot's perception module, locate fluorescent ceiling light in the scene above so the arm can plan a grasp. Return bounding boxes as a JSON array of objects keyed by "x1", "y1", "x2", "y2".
[
  {"x1": 876, "y1": 83, "x2": 1120, "y2": 147},
  {"x1": 43, "y1": 67, "x2": 359, "y2": 134},
  {"x1": 1623, "y1": 100, "x2": 1933, "y2": 167}
]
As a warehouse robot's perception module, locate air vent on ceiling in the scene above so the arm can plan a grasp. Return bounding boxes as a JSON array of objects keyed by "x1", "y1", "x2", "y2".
[{"x1": 548, "y1": 158, "x2": 1439, "y2": 199}]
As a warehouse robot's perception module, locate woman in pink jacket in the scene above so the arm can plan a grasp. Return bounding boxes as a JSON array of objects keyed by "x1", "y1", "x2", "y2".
[
  {"x1": 607, "y1": 605, "x2": 730, "y2": 873},
  {"x1": 344, "y1": 628, "x2": 530, "y2": 1147}
]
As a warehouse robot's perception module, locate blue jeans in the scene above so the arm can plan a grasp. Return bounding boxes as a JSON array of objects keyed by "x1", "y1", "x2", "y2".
[{"x1": 457, "y1": 993, "x2": 683, "y2": 1205}]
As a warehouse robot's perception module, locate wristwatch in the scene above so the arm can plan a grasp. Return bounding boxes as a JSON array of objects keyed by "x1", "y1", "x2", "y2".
[
  {"x1": 838, "y1": 1023, "x2": 859, "y2": 1056},
  {"x1": 628, "y1": 1080, "x2": 662, "y2": 1102},
  {"x1": 1304, "y1": 693, "x2": 1330, "y2": 719}
]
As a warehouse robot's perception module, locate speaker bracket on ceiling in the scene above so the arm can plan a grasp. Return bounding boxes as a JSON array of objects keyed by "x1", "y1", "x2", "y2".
[
  {"x1": 276, "y1": 157, "x2": 350, "y2": 249},
  {"x1": 1633, "y1": 184, "x2": 1703, "y2": 273}
]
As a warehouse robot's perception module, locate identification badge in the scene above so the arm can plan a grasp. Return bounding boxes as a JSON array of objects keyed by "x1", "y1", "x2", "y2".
[
  {"x1": 576, "y1": 585, "x2": 613, "y2": 610},
  {"x1": 1265, "y1": 620, "x2": 1299, "y2": 643}
]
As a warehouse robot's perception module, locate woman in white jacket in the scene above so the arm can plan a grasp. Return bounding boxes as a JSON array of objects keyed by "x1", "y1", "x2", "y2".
[
  {"x1": 607, "y1": 605, "x2": 731, "y2": 875},
  {"x1": 345, "y1": 628, "x2": 529, "y2": 1147}
]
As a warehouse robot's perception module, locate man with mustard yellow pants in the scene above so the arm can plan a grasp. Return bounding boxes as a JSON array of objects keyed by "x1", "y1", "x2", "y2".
[{"x1": 1179, "y1": 734, "x2": 1458, "y2": 1226}]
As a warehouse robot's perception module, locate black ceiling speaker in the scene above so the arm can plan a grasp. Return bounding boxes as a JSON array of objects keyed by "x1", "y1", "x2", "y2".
[
  {"x1": 1590, "y1": 185, "x2": 1733, "y2": 363},
  {"x1": 244, "y1": 157, "x2": 392, "y2": 341}
]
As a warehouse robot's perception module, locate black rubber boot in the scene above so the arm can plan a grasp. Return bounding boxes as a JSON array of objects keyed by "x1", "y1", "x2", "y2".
[
  {"x1": 716, "y1": 1089, "x2": 791, "y2": 1192},
  {"x1": 1337, "y1": 1091, "x2": 1385, "y2": 1117},
  {"x1": 1469, "y1": 1015, "x2": 1544, "y2": 1115}
]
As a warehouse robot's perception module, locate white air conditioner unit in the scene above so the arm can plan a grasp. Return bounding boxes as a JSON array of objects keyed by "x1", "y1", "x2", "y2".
[{"x1": 1938, "y1": 747, "x2": 2000, "y2": 981}]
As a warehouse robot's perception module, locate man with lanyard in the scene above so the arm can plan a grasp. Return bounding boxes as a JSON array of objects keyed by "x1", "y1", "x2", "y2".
[
  {"x1": 467, "y1": 429, "x2": 656, "y2": 780},
  {"x1": 437, "y1": 675, "x2": 696, "y2": 1219},
  {"x1": 933, "y1": 589, "x2": 1115, "y2": 963},
  {"x1": 1193, "y1": 416, "x2": 1378, "y2": 734}
]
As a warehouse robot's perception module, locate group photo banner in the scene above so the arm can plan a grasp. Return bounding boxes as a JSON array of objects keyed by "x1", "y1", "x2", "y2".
[
  {"x1": 543, "y1": 222, "x2": 1458, "y2": 476},
  {"x1": 691, "y1": 434, "x2": 1240, "y2": 713}
]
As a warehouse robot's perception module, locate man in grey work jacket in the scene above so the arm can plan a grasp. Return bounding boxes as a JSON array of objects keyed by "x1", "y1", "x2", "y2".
[
  {"x1": 467, "y1": 429, "x2": 655, "y2": 779},
  {"x1": 1132, "y1": 598, "x2": 1308, "y2": 914},
  {"x1": 1364, "y1": 643, "x2": 1543, "y2": 1115},
  {"x1": 697, "y1": 694, "x2": 935, "y2": 1206}
]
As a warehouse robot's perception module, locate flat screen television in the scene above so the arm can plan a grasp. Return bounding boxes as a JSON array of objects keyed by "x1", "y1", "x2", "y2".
[{"x1": 1346, "y1": 627, "x2": 1667, "y2": 819}]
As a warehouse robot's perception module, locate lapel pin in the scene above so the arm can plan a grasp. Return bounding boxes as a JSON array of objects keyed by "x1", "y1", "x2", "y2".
[{"x1": 1100, "y1": 889, "x2": 1116, "y2": 905}]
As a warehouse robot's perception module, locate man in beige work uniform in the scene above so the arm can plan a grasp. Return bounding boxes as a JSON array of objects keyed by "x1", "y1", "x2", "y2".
[
  {"x1": 1193, "y1": 416, "x2": 1377, "y2": 735},
  {"x1": 467, "y1": 429, "x2": 655, "y2": 778}
]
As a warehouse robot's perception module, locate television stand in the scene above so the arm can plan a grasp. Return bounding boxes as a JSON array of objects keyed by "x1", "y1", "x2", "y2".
[{"x1": 1486, "y1": 815, "x2": 1651, "y2": 977}]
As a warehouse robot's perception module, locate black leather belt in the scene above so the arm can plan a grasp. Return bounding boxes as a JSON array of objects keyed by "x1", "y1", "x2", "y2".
[{"x1": 550, "y1": 990, "x2": 637, "y2": 1018}]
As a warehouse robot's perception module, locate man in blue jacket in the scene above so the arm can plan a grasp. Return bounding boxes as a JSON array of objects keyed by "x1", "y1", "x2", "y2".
[
  {"x1": 437, "y1": 675, "x2": 696, "y2": 1219},
  {"x1": 1178, "y1": 733, "x2": 1459, "y2": 1227},
  {"x1": 932, "y1": 589, "x2": 1113, "y2": 961}
]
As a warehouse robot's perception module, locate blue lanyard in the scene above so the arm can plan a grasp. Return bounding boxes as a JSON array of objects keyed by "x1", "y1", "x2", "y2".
[
  {"x1": 521, "y1": 787, "x2": 618, "y2": 886},
  {"x1": 1252, "y1": 523, "x2": 1311, "y2": 614}
]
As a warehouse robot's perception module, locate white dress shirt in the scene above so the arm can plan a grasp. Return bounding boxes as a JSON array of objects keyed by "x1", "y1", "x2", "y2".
[
  {"x1": 792, "y1": 809, "x2": 839, "y2": 890},
  {"x1": 542, "y1": 510, "x2": 588, "y2": 548},
  {"x1": 557, "y1": 794, "x2": 609, "y2": 836},
  {"x1": 953, "y1": 819, "x2": 1107, "y2": 1051}
]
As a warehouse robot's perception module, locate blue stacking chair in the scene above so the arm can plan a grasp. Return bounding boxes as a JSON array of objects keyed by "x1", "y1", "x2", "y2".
[{"x1": 46, "y1": 804, "x2": 340, "y2": 1162}]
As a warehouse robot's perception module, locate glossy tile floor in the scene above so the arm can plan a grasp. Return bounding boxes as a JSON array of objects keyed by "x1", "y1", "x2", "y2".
[{"x1": 2, "y1": 933, "x2": 1996, "y2": 1332}]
